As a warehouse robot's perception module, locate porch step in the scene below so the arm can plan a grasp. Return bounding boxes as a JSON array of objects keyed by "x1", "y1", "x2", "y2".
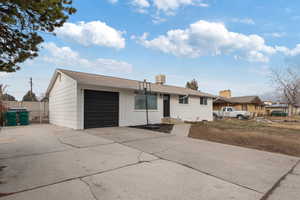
[{"x1": 161, "y1": 117, "x2": 184, "y2": 124}]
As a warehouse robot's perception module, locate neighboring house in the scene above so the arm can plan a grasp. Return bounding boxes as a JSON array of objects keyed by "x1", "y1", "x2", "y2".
[
  {"x1": 264, "y1": 102, "x2": 300, "y2": 116},
  {"x1": 213, "y1": 90, "x2": 265, "y2": 116},
  {"x1": 264, "y1": 103, "x2": 288, "y2": 115},
  {"x1": 46, "y1": 69, "x2": 215, "y2": 129}
]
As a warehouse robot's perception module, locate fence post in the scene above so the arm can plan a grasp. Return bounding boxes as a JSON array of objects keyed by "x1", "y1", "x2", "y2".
[{"x1": 40, "y1": 101, "x2": 42, "y2": 124}]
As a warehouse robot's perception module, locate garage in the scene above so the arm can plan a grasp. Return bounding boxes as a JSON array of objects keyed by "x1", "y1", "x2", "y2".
[
  {"x1": 47, "y1": 69, "x2": 214, "y2": 130},
  {"x1": 84, "y1": 90, "x2": 119, "y2": 129}
]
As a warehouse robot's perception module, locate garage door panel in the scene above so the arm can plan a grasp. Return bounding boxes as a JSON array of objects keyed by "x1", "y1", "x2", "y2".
[{"x1": 84, "y1": 90, "x2": 119, "y2": 129}]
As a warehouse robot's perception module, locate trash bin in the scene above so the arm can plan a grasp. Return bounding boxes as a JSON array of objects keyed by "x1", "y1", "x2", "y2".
[
  {"x1": 19, "y1": 111, "x2": 29, "y2": 125},
  {"x1": 5, "y1": 111, "x2": 17, "y2": 126}
]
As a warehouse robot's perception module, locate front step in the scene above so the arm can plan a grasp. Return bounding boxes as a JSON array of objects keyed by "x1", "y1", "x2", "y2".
[{"x1": 161, "y1": 117, "x2": 184, "y2": 124}]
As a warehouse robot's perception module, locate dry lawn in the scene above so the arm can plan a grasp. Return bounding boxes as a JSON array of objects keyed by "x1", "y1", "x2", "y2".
[{"x1": 189, "y1": 119, "x2": 300, "y2": 157}]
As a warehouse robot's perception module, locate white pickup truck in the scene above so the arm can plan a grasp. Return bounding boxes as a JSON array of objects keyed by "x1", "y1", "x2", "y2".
[{"x1": 213, "y1": 107, "x2": 251, "y2": 120}]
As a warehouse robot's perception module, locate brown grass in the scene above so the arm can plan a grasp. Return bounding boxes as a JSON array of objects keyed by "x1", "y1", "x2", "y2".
[{"x1": 189, "y1": 119, "x2": 300, "y2": 157}]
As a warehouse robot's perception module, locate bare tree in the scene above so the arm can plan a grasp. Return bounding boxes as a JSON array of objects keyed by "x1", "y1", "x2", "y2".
[
  {"x1": 260, "y1": 91, "x2": 282, "y2": 102},
  {"x1": 0, "y1": 84, "x2": 8, "y2": 127},
  {"x1": 270, "y1": 66, "x2": 300, "y2": 115},
  {"x1": 0, "y1": 84, "x2": 8, "y2": 100}
]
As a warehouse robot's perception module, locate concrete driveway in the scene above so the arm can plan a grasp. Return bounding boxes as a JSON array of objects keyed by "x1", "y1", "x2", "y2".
[{"x1": 0, "y1": 124, "x2": 299, "y2": 200}]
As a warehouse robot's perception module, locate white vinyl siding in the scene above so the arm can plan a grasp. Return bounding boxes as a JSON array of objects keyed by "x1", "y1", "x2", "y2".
[
  {"x1": 49, "y1": 71, "x2": 213, "y2": 130},
  {"x1": 171, "y1": 95, "x2": 213, "y2": 122},
  {"x1": 76, "y1": 84, "x2": 213, "y2": 129},
  {"x1": 49, "y1": 73, "x2": 78, "y2": 129},
  {"x1": 77, "y1": 84, "x2": 163, "y2": 129}
]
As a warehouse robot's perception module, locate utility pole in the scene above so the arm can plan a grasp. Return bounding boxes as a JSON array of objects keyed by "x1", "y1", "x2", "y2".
[{"x1": 29, "y1": 77, "x2": 33, "y2": 99}]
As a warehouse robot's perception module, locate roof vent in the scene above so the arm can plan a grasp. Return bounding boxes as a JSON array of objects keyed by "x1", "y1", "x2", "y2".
[{"x1": 155, "y1": 74, "x2": 166, "y2": 85}]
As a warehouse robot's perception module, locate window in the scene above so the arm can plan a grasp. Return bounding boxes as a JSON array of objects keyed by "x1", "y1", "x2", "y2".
[
  {"x1": 134, "y1": 94, "x2": 157, "y2": 110},
  {"x1": 227, "y1": 108, "x2": 233, "y2": 112},
  {"x1": 200, "y1": 97, "x2": 208, "y2": 105},
  {"x1": 179, "y1": 95, "x2": 189, "y2": 104},
  {"x1": 242, "y1": 104, "x2": 248, "y2": 111}
]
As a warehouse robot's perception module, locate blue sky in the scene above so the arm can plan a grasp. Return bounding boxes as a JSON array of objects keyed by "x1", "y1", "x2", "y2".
[{"x1": 1, "y1": 0, "x2": 300, "y2": 100}]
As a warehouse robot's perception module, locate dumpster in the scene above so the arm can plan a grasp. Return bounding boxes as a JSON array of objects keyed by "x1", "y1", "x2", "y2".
[
  {"x1": 19, "y1": 111, "x2": 29, "y2": 125},
  {"x1": 5, "y1": 108, "x2": 30, "y2": 126},
  {"x1": 5, "y1": 111, "x2": 17, "y2": 126}
]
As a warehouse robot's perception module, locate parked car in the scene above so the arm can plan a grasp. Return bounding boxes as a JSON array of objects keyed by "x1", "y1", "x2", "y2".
[
  {"x1": 213, "y1": 106, "x2": 251, "y2": 120},
  {"x1": 270, "y1": 110, "x2": 288, "y2": 117}
]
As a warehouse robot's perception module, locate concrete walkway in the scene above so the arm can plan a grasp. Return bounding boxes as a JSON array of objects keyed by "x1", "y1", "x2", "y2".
[
  {"x1": 171, "y1": 123, "x2": 191, "y2": 137},
  {"x1": 0, "y1": 124, "x2": 299, "y2": 200}
]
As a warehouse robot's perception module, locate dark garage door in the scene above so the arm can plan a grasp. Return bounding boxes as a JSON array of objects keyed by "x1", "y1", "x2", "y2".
[{"x1": 84, "y1": 90, "x2": 119, "y2": 129}]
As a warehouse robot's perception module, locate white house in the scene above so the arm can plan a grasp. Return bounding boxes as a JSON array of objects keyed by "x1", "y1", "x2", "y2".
[{"x1": 46, "y1": 69, "x2": 215, "y2": 129}]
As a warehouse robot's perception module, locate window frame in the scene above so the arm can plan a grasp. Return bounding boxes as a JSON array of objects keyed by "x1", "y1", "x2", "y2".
[
  {"x1": 134, "y1": 93, "x2": 158, "y2": 110},
  {"x1": 200, "y1": 97, "x2": 208, "y2": 105},
  {"x1": 178, "y1": 95, "x2": 189, "y2": 104}
]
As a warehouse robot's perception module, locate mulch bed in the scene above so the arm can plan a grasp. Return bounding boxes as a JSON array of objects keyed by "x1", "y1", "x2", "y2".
[{"x1": 130, "y1": 123, "x2": 174, "y2": 134}]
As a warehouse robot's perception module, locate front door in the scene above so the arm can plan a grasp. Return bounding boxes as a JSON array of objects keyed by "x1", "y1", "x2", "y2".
[{"x1": 163, "y1": 94, "x2": 170, "y2": 117}]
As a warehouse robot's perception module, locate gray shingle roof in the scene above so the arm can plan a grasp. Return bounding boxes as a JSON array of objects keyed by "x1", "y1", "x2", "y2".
[
  {"x1": 215, "y1": 96, "x2": 263, "y2": 104},
  {"x1": 56, "y1": 69, "x2": 215, "y2": 98},
  {"x1": 229, "y1": 96, "x2": 262, "y2": 103}
]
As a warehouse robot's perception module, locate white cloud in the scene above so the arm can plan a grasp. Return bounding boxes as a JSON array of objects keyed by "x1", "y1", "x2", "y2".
[
  {"x1": 231, "y1": 18, "x2": 255, "y2": 25},
  {"x1": 132, "y1": 0, "x2": 150, "y2": 7},
  {"x1": 0, "y1": 72, "x2": 9, "y2": 77},
  {"x1": 153, "y1": 0, "x2": 207, "y2": 13},
  {"x1": 264, "y1": 32, "x2": 286, "y2": 38},
  {"x1": 276, "y1": 44, "x2": 300, "y2": 56},
  {"x1": 109, "y1": 0, "x2": 209, "y2": 17},
  {"x1": 108, "y1": 0, "x2": 118, "y2": 4},
  {"x1": 41, "y1": 42, "x2": 132, "y2": 73},
  {"x1": 248, "y1": 65, "x2": 271, "y2": 76},
  {"x1": 152, "y1": 15, "x2": 167, "y2": 24},
  {"x1": 288, "y1": 45, "x2": 300, "y2": 56},
  {"x1": 127, "y1": 0, "x2": 210, "y2": 21},
  {"x1": 42, "y1": 42, "x2": 90, "y2": 67},
  {"x1": 137, "y1": 20, "x2": 277, "y2": 62},
  {"x1": 131, "y1": 0, "x2": 150, "y2": 13},
  {"x1": 55, "y1": 21, "x2": 125, "y2": 49},
  {"x1": 198, "y1": 3, "x2": 209, "y2": 7}
]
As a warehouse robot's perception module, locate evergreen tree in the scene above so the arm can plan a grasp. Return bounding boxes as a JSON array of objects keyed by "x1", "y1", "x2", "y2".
[
  {"x1": 22, "y1": 91, "x2": 38, "y2": 102},
  {"x1": 0, "y1": 0, "x2": 76, "y2": 72},
  {"x1": 2, "y1": 93, "x2": 16, "y2": 101},
  {"x1": 186, "y1": 79, "x2": 199, "y2": 90}
]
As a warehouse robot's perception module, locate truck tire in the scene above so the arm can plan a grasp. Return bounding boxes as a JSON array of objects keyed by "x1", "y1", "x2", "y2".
[
  {"x1": 213, "y1": 113, "x2": 218, "y2": 120},
  {"x1": 237, "y1": 115, "x2": 244, "y2": 120}
]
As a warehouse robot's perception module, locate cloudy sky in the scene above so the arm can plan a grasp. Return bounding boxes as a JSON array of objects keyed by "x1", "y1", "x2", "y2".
[{"x1": 1, "y1": 0, "x2": 300, "y2": 100}]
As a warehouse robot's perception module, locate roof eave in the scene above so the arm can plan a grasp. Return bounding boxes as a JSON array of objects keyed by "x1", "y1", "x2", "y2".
[{"x1": 77, "y1": 81, "x2": 214, "y2": 98}]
